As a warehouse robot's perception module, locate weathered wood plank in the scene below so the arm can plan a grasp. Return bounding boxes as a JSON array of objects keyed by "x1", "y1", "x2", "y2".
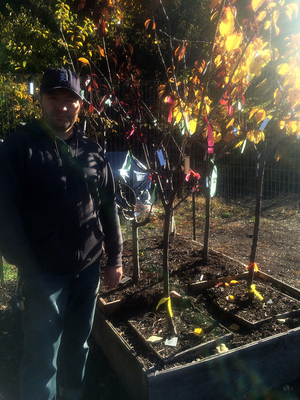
[
  {"x1": 163, "y1": 333, "x2": 233, "y2": 365},
  {"x1": 148, "y1": 327, "x2": 300, "y2": 400},
  {"x1": 97, "y1": 297, "x2": 124, "y2": 317},
  {"x1": 189, "y1": 272, "x2": 249, "y2": 292},
  {"x1": 92, "y1": 307, "x2": 149, "y2": 400},
  {"x1": 258, "y1": 271, "x2": 300, "y2": 299}
]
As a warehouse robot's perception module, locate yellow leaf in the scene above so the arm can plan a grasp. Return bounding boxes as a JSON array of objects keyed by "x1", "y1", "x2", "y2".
[
  {"x1": 252, "y1": 0, "x2": 265, "y2": 12},
  {"x1": 226, "y1": 295, "x2": 234, "y2": 300},
  {"x1": 219, "y1": 9, "x2": 235, "y2": 37},
  {"x1": 276, "y1": 63, "x2": 290, "y2": 75},
  {"x1": 264, "y1": 20, "x2": 271, "y2": 29},
  {"x1": 214, "y1": 54, "x2": 222, "y2": 68},
  {"x1": 273, "y1": 10, "x2": 279, "y2": 24},
  {"x1": 249, "y1": 59, "x2": 264, "y2": 77},
  {"x1": 249, "y1": 108, "x2": 259, "y2": 119},
  {"x1": 286, "y1": 121, "x2": 298, "y2": 135},
  {"x1": 279, "y1": 120, "x2": 286, "y2": 130},
  {"x1": 176, "y1": 111, "x2": 182, "y2": 124},
  {"x1": 254, "y1": 109, "x2": 266, "y2": 123},
  {"x1": 189, "y1": 119, "x2": 197, "y2": 134},
  {"x1": 257, "y1": 10, "x2": 267, "y2": 21},
  {"x1": 247, "y1": 129, "x2": 265, "y2": 143},
  {"x1": 194, "y1": 328, "x2": 205, "y2": 336},
  {"x1": 211, "y1": 10, "x2": 219, "y2": 21},
  {"x1": 214, "y1": 131, "x2": 222, "y2": 143},
  {"x1": 286, "y1": 3, "x2": 298, "y2": 18},
  {"x1": 78, "y1": 57, "x2": 90, "y2": 65},
  {"x1": 232, "y1": 66, "x2": 246, "y2": 84},
  {"x1": 286, "y1": 5, "x2": 294, "y2": 20},
  {"x1": 226, "y1": 118, "x2": 235, "y2": 129},
  {"x1": 234, "y1": 140, "x2": 244, "y2": 148},
  {"x1": 225, "y1": 33, "x2": 243, "y2": 52}
]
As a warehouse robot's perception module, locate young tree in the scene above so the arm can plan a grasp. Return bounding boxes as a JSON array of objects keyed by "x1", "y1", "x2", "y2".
[{"x1": 156, "y1": 0, "x2": 299, "y2": 305}]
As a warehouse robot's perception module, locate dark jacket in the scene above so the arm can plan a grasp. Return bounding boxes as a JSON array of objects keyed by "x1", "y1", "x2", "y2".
[{"x1": 0, "y1": 120, "x2": 122, "y2": 276}]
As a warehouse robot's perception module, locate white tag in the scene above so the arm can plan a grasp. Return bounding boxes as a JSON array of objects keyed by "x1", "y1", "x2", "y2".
[
  {"x1": 210, "y1": 165, "x2": 217, "y2": 198},
  {"x1": 165, "y1": 337, "x2": 178, "y2": 347}
]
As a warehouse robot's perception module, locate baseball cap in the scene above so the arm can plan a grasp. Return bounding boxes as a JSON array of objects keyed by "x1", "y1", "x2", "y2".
[{"x1": 40, "y1": 67, "x2": 82, "y2": 99}]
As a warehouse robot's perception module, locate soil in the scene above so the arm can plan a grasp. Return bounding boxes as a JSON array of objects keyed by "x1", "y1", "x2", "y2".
[{"x1": 1, "y1": 194, "x2": 300, "y2": 399}]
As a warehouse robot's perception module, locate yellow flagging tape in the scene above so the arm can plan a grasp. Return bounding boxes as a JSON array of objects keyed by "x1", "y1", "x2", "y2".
[
  {"x1": 248, "y1": 284, "x2": 264, "y2": 301},
  {"x1": 156, "y1": 296, "x2": 173, "y2": 318}
]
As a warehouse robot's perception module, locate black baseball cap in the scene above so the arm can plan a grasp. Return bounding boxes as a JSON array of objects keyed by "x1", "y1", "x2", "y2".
[{"x1": 40, "y1": 67, "x2": 82, "y2": 99}]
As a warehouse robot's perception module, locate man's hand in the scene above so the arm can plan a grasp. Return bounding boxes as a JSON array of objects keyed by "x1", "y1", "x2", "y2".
[{"x1": 103, "y1": 266, "x2": 123, "y2": 289}]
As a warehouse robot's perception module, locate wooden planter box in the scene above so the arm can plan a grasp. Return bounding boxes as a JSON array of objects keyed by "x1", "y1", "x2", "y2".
[
  {"x1": 93, "y1": 301, "x2": 300, "y2": 400},
  {"x1": 93, "y1": 249, "x2": 300, "y2": 400}
]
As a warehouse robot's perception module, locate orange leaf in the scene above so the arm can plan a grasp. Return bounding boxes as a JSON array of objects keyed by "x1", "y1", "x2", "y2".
[
  {"x1": 97, "y1": 45, "x2": 105, "y2": 57},
  {"x1": 175, "y1": 44, "x2": 187, "y2": 61},
  {"x1": 145, "y1": 19, "x2": 151, "y2": 29},
  {"x1": 78, "y1": 57, "x2": 90, "y2": 65}
]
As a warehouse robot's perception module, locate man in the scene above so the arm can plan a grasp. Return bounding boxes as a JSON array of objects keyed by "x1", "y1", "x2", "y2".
[{"x1": 0, "y1": 67, "x2": 123, "y2": 400}]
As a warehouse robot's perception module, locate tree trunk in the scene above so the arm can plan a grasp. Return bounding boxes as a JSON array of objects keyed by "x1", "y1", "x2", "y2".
[
  {"x1": 163, "y1": 203, "x2": 177, "y2": 335},
  {"x1": 192, "y1": 191, "x2": 196, "y2": 241},
  {"x1": 132, "y1": 218, "x2": 140, "y2": 284},
  {"x1": 132, "y1": 217, "x2": 150, "y2": 283},
  {"x1": 247, "y1": 142, "x2": 267, "y2": 300},
  {"x1": 202, "y1": 156, "x2": 212, "y2": 263}
]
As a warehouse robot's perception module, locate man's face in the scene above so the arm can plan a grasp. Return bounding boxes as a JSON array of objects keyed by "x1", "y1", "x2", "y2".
[{"x1": 40, "y1": 89, "x2": 81, "y2": 139}]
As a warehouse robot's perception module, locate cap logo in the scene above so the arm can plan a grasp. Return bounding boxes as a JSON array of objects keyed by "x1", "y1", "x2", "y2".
[{"x1": 59, "y1": 72, "x2": 69, "y2": 82}]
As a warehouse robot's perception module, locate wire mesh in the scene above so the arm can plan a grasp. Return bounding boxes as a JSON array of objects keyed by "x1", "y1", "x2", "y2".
[{"x1": 1, "y1": 75, "x2": 300, "y2": 200}]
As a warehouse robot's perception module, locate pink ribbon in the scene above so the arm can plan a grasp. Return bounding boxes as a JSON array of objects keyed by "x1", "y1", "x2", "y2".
[
  {"x1": 165, "y1": 96, "x2": 174, "y2": 123},
  {"x1": 205, "y1": 117, "x2": 214, "y2": 154},
  {"x1": 127, "y1": 126, "x2": 135, "y2": 139}
]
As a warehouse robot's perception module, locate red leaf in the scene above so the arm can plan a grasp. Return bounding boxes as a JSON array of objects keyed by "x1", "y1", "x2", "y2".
[{"x1": 116, "y1": 37, "x2": 122, "y2": 48}]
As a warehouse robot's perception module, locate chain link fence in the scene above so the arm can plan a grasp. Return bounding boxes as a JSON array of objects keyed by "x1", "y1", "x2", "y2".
[{"x1": 1, "y1": 74, "x2": 300, "y2": 201}]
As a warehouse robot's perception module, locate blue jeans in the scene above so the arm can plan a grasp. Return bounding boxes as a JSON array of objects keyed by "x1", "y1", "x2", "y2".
[{"x1": 20, "y1": 261, "x2": 100, "y2": 400}]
